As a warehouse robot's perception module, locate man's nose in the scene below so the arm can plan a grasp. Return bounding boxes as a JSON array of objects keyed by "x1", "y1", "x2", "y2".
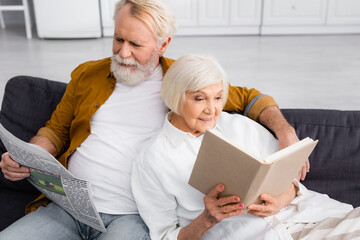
[{"x1": 119, "y1": 42, "x2": 132, "y2": 59}]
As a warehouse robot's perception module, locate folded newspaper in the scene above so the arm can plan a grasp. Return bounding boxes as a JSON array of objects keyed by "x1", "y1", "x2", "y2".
[{"x1": 0, "y1": 124, "x2": 106, "y2": 232}]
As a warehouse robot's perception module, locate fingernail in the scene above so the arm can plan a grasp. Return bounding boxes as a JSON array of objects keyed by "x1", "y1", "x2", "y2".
[
  {"x1": 248, "y1": 206, "x2": 253, "y2": 209},
  {"x1": 239, "y1": 204, "x2": 244, "y2": 208},
  {"x1": 234, "y1": 197, "x2": 239, "y2": 201},
  {"x1": 218, "y1": 184, "x2": 224, "y2": 190}
]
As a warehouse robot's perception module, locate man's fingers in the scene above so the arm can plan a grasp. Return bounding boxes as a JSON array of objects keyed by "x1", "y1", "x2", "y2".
[
  {"x1": 4, "y1": 171, "x2": 30, "y2": 181},
  {"x1": 300, "y1": 166, "x2": 307, "y2": 181},
  {"x1": 1, "y1": 152, "x2": 30, "y2": 181},
  {"x1": 1, "y1": 152, "x2": 20, "y2": 168},
  {"x1": 306, "y1": 159, "x2": 310, "y2": 172}
]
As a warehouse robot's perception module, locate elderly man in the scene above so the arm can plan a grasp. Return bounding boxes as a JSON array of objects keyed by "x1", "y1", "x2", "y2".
[{"x1": 0, "y1": 0, "x2": 305, "y2": 239}]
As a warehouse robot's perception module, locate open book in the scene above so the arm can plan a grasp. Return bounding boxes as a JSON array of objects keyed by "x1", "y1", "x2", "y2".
[{"x1": 188, "y1": 130, "x2": 318, "y2": 209}]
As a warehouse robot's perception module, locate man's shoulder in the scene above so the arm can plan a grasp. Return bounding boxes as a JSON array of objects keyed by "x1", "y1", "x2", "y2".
[
  {"x1": 160, "y1": 56, "x2": 175, "y2": 75},
  {"x1": 75, "y1": 57, "x2": 111, "y2": 72},
  {"x1": 71, "y1": 57, "x2": 112, "y2": 79}
]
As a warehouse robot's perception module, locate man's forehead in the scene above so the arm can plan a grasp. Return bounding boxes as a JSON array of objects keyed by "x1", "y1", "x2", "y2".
[{"x1": 117, "y1": 3, "x2": 156, "y2": 35}]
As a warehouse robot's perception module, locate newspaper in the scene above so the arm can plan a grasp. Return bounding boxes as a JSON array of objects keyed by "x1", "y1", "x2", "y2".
[{"x1": 0, "y1": 124, "x2": 106, "y2": 232}]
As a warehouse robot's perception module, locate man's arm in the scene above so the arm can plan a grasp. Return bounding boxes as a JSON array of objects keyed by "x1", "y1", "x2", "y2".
[
  {"x1": 224, "y1": 85, "x2": 309, "y2": 180},
  {"x1": 259, "y1": 106, "x2": 310, "y2": 180},
  {"x1": 224, "y1": 85, "x2": 278, "y2": 121},
  {"x1": 30, "y1": 135, "x2": 58, "y2": 157}
]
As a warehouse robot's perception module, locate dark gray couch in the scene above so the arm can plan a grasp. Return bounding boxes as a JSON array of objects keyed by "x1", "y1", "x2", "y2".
[{"x1": 0, "y1": 76, "x2": 359, "y2": 231}]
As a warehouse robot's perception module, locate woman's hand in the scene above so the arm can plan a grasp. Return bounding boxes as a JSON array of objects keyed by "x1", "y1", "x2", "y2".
[
  {"x1": 247, "y1": 183, "x2": 297, "y2": 218},
  {"x1": 202, "y1": 184, "x2": 244, "y2": 226},
  {"x1": 178, "y1": 184, "x2": 244, "y2": 240}
]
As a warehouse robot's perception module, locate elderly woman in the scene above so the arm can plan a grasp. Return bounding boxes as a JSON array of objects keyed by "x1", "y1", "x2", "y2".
[{"x1": 131, "y1": 54, "x2": 357, "y2": 240}]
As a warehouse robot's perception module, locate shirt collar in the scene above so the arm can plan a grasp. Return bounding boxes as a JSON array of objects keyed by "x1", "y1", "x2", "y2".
[{"x1": 163, "y1": 112, "x2": 223, "y2": 147}]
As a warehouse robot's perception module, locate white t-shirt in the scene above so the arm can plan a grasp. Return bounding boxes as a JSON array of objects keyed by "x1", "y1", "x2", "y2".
[
  {"x1": 131, "y1": 112, "x2": 353, "y2": 240},
  {"x1": 68, "y1": 65, "x2": 168, "y2": 214}
]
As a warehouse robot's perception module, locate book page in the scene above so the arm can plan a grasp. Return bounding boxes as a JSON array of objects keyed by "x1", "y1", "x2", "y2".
[{"x1": 264, "y1": 137, "x2": 314, "y2": 163}]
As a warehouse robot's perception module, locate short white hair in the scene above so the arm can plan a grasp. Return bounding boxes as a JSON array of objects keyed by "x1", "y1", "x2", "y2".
[
  {"x1": 161, "y1": 54, "x2": 229, "y2": 115},
  {"x1": 114, "y1": 0, "x2": 177, "y2": 44}
]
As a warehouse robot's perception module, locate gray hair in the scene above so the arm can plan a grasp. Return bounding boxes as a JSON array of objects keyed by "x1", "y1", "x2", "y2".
[
  {"x1": 161, "y1": 54, "x2": 229, "y2": 115},
  {"x1": 113, "y1": 0, "x2": 177, "y2": 44}
]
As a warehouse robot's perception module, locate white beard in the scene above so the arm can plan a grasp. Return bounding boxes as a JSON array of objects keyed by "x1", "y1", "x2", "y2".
[{"x1": 110, "y1": 52, "x2": 159, "y2": 86}]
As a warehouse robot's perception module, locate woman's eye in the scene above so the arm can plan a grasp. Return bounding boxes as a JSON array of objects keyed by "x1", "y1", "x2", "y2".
[
  {"x1": 195, "y1": 97, "x2": 204, "y2": 101},
  {"x1": 216, "y1": 96, "x2": 223, "y2": 100}
]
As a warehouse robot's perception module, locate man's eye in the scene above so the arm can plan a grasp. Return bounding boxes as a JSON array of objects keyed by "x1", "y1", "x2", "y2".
[
  {"x1": 116, "y1": 38, "x2": 124, "y2": 43},
  {"x1": 131, "y1": 42, "x2": 141, "y2": 47}
]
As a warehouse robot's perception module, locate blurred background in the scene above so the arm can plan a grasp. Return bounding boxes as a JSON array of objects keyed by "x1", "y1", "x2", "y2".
[{"x1": 0, "y1": 0, "x2": 359, "y2": 109}]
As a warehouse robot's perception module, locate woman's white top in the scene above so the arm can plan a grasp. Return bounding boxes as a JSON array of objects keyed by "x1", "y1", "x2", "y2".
[{"x1": 131, "y1": 112, "x2": 353, "y2": 240}]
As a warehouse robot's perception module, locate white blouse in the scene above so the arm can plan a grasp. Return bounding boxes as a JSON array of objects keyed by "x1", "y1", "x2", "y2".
[{"x1": 131, "y1": 112, "x2": 352, "y2": 240}]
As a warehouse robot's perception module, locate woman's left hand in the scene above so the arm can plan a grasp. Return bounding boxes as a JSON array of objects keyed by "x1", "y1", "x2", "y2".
[{"x1": 247, "y1": 183, "x2": 297, "y2": 218}]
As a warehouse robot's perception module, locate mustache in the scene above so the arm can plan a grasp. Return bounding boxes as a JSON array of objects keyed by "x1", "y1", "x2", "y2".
[{"x1": 112, "y1": 55, "x2": 142, "y2": 69}]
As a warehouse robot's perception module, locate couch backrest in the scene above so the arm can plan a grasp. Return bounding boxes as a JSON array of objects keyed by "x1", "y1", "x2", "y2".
[
  {"x1": 0, "y1": 76, "x2": 67, "y2": 193},
  {"x1": 282, "y1": 109, "x2": 360, "y2": 207}
]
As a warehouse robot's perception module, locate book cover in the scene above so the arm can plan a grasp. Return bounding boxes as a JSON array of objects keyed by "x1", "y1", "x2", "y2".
[{"x1": 188, "y1": 130, "x2": 318, "y2": 208}]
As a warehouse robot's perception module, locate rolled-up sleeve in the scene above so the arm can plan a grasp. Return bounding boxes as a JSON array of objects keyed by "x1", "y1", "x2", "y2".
[{"x1": 224, "y1": 84, "x2": 278, "y2": 122}]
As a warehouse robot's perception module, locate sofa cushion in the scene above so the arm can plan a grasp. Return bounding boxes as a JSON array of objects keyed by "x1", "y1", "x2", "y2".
[
  {"x1": 0, "y1": 76, "x2": 67, "y2": 193},
  {"x1": 282, "y1": 109, "x2": 360, "y2": 207}
]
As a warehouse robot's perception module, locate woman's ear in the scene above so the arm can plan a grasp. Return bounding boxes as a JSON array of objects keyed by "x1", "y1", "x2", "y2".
[{"x1": 158, "y1": 37, "x2": 172, "y2": 56}]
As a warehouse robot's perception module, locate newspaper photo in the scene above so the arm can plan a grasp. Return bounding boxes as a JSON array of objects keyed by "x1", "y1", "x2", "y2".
[{"x1": 0, "y1": 124, "x2": 106, "y2": 232}]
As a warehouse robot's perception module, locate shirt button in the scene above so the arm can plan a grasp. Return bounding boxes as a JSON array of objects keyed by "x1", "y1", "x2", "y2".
[
  {"x1": 110, "y1": 85, "x2": 114, "y2": 89},
  {"x1": 94, "y1": 104, "x2": 99, "y2": 108},
  {"x1": 86, "y1": 129, "x2": 90, "y2": 133},
  {"x1": 69, "y1": 149, "x2": 72, "y2": 153}
]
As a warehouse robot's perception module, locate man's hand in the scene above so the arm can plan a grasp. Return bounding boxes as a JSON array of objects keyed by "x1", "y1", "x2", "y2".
[
  {"x1": 276, "y1": 124, "x2": 310, "y2": 181},
  {"x1": 259, "y1": 106, "x2": 310, "y2": 181},
  {"x1": 0, "y1": 135, "x2": 57, "y2": 182},
  {"x1": 0, "y1": 152, "x2": 30, "y2": 181}
]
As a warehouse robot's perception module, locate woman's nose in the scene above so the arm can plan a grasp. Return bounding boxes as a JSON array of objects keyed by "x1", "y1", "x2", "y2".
[{"x1": 204, "y1": 100, "x2": 215, "y2": 114}]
